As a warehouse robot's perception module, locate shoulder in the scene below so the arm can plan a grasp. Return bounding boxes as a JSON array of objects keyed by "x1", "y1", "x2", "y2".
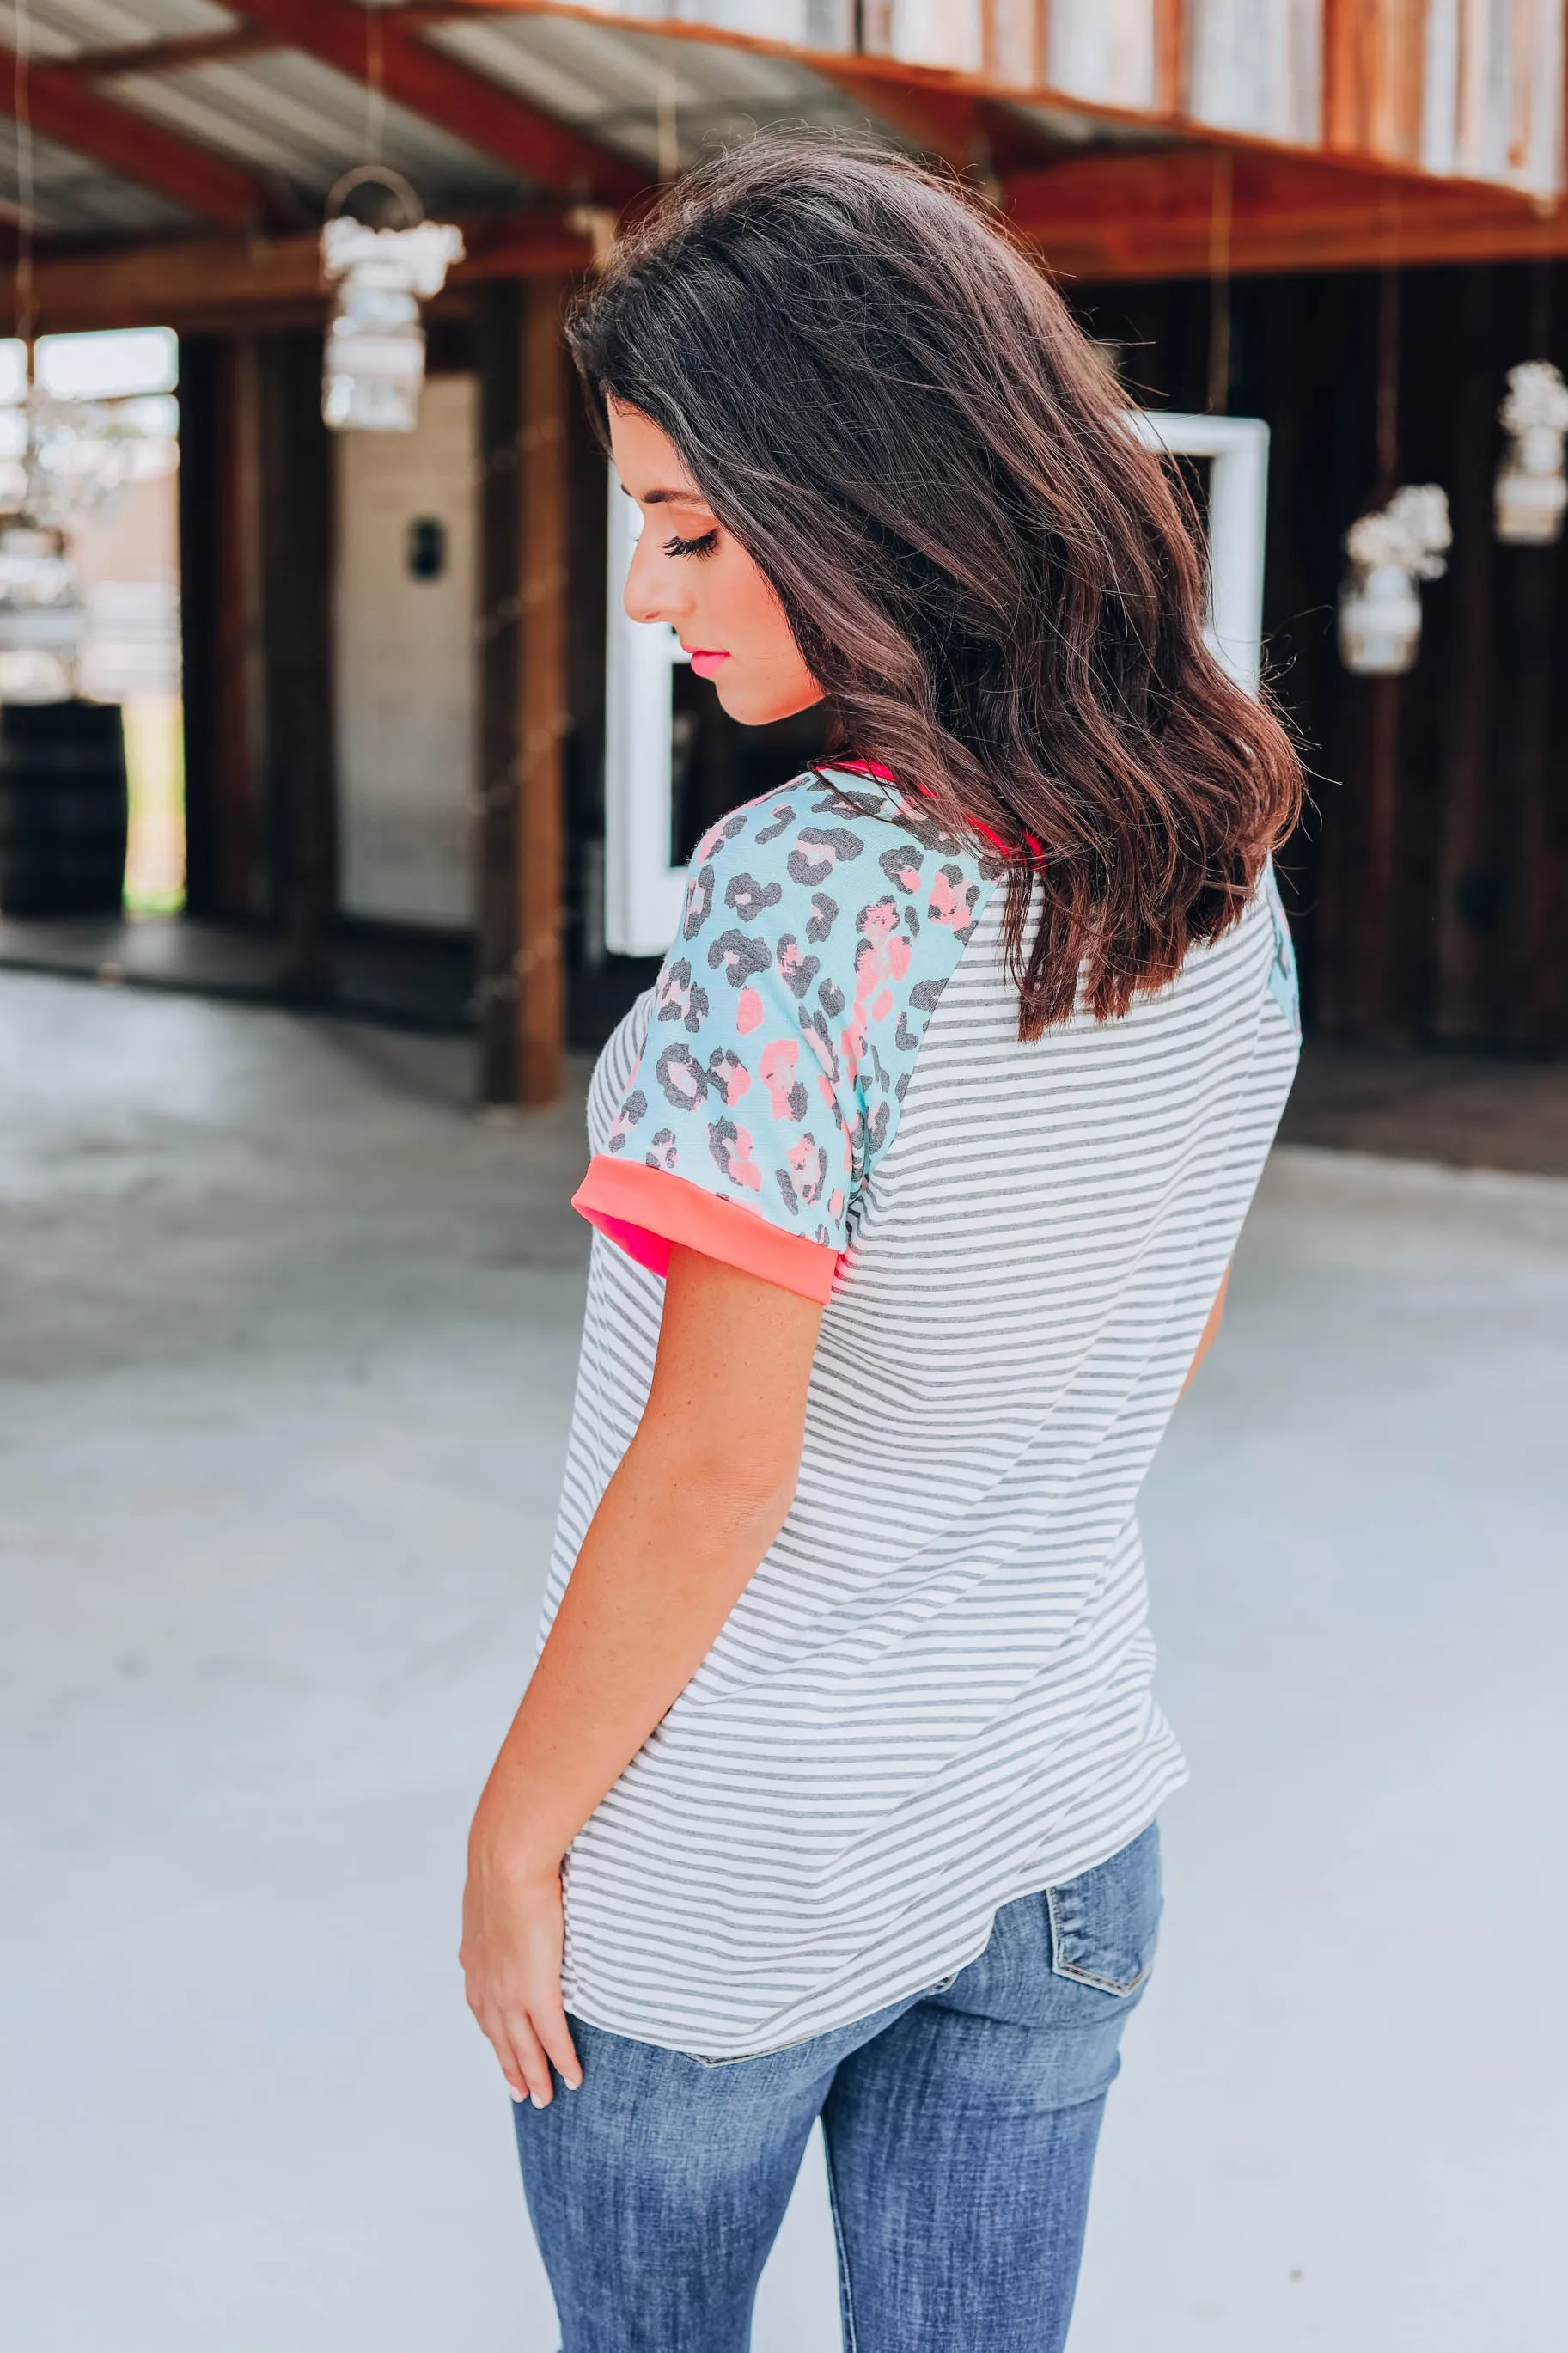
[
  {"x1": 677, "y1": 769, "x2": 1001, "y2": 971},
  {"x1": 662, "y1": 771, "x2": 1004, "y2": 1156}
]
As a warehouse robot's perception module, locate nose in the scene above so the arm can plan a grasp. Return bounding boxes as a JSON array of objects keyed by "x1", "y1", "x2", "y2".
[{"x1": 623, "y1": 530, "x2": 684, "y2": 629}]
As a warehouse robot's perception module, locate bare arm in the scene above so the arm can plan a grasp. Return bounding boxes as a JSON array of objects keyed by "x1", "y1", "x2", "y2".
[
  {"x1": 461, "y1": 1244, "x2": 824, "y2": 2105},
  {"x1": 1181, "y1": 1265, "x2": 1230, "y2": 1397}
]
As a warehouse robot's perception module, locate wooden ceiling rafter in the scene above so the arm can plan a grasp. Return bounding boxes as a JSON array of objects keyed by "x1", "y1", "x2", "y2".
[
  {"x1": 0, "y1": 45, "x2": 270, "y2": 229},
  {"x1": 0, "y1": 205, "x2": 593, "y2": 334},
  {"x1": 1006, "y1": 141, "x2": 1565, "y2": 284},
  {"x1": 232, "y1": 0, "x2": 642, "y2": 198}
]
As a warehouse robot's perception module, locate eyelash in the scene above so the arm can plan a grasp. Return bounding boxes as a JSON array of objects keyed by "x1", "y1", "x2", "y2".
[{"x1": 661, "y1": 529, "x2": 719, "y2": 560}]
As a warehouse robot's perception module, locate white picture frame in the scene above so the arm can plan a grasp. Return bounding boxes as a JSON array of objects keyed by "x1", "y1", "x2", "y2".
[
  {"x1": 1125, "y1": 410, "x2": 1270, "y2": 699},
  {"x1": 601, "y1": 413, "x2": 1270, "y2": 956}
]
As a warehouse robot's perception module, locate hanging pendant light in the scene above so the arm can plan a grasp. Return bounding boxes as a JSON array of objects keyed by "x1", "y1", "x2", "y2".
[
  {"x1": 1494, "y1": 360, "x2": 1568, "y2": 545},
  {"x1": 0, "y1": 382, "x2": 143, "y2": 701},
  {"x1": 320, "y1": 166, "x2": 464, "y2": 435},
  {"x1": 1337, "y1": 485, "x2": 1451, "y2": 677}
]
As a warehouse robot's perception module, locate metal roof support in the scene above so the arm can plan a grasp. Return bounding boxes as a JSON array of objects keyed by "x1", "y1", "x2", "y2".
[
  {"x1": 0, "y1": 47, "x2": 268, "y2": 230},
  {"x1": 234, "y1": 0, "x2": 643, "y2": 199}
]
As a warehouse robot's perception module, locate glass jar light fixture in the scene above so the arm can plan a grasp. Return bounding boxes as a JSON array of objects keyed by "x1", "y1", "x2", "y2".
[
  {"x1": 0, "y1": 378, "x2": 144, "y2": 701},
  {"x1": 1338, "y1": 484, "x2": 1451, "y2": 677},
  {"x1": 1494, "y1": 360, "x2": 1568, "y2": 545},
  {"x1": 320, "y1": 167, "x2": 464, "y2": 435},
  {"x1": 0, "y1": 516, "x2": 83, "y2": 702}
]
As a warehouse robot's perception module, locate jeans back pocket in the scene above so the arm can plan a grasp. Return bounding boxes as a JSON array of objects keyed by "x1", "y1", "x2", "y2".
[{"x1": 1045, "y1": 1820, "x2": 1162, "y2": 1996}]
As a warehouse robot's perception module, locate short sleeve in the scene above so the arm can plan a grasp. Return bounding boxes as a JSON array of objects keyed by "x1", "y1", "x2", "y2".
[{"x1": 571, "y1": 777, "x2": 1001, "y2": 1301}]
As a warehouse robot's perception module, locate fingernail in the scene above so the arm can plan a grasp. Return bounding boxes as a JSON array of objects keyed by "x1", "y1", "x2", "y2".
[
  {"x1": 530, "y1": 2092, "x2": 548, "y2": 2109},
  {"x1": 509, "y1": 2087, "x2": 525, "y2": 2104}
]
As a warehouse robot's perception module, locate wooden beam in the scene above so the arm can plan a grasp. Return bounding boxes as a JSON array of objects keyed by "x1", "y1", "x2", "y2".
[
  {"x1": 810, "y1": 63, "x2": 988, "y2": 173},
  {"x1": 517, "y1": 275, "x2": 568, "y2": 1103},
  {"x1": 234, "y1": 0, "x2": 641, "y2": 199},
  {"x1": 0, "y1": 211, "x2": 594, "y2": 333},
  {"x1": 179, "y1": 333, "x2": 267, "y2": 921},
  {"x1": 475, "y1": 273, "x2": 569, "y2": 1104},
  {"x1": 1004, "y1": 142, "x2": 1554, "y2": 284},
  {"x1": 258, "y1": 331, "x2": 337, "y2": 995},
  {"x1": 0, "y1": 47, "x2": 267, "y2": 229}
]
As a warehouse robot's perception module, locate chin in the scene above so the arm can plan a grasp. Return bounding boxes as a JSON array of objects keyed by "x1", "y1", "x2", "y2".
[{"x1": 714, "y1": 675, "x2": 824, "y2": 728}]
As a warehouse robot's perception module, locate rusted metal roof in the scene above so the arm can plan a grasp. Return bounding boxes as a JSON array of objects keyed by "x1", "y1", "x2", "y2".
[
  {"x1": 423, "y1": 10, "x2": 892, "y2": 175},
  {"x1": 0, "y1": 110, "x2": 193, "y2": 235},
  {"x1": 0, "y1": 0, "x2": 1562, "y2": 253},
  {"x1": 107, "y1": 49, "x2": 515, "y2": 205}
]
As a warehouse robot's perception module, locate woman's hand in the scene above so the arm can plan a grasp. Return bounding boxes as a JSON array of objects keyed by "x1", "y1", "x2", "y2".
[
  {"x1": 461, "y1": 1834, "x2": 583, "y2": 2107},
  {"x1": 459, "y1": 1248, "x2": 822, "y2": 2107}
]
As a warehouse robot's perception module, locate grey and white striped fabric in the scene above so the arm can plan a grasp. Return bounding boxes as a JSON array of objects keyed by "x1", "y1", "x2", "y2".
[{"x1": 541, "y1": 838, "x2": 1300, "y2": 2061}]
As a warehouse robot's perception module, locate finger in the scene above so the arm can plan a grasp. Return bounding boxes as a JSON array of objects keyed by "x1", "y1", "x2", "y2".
[
  {"x1": 474, "y1": 2002, "x2": 531, "y2": 2105},
  {"x1": 502, "y1": 2008, "x2": 557, "y2": 2109},
  {"x1": 530, "y1": 1987, "x2": 583, "y2": 2091}
]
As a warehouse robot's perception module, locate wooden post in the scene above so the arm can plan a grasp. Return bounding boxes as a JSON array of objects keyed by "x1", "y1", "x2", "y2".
[
  {"x1": 1355, "y1": 675, "x2": 1403, "y2": 1032},
  {"x1": 179, "y1": 333, "x2": 265, "y2": 919},
  {"x1": 477, "y1": 278, "x2": 569, "y2": 1105},
  {"x1": 1431, "y1": 266, "x2": 1497, "y2": 1042},
  {"x1": 517, "y1": 277, "x2": 569, "y2": 1104},
  {"x1": 257, "y1": 331, "x2": 337, "y2": 995},
  {"x1": 1496, "y1": 535, "x2": 1563, "y2": 1048},
  {"x1": 477, "y1": 284, "x2": 522, "y2": 1103}
]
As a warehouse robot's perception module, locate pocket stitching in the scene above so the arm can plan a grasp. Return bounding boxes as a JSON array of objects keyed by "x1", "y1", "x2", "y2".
[{"x1": 1044, "y1": 1883, "x2": 1154, "y2": 1997}]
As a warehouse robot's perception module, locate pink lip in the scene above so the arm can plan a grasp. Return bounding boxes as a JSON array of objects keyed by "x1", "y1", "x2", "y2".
[{"x1": 686, "y1": 648, "x2": 729, "y2": 680}]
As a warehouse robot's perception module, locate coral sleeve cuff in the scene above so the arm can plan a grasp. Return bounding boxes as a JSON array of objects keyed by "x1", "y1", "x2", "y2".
[{"x1": 572, "y1": 1155, "x2": 839, "y2": 1304}]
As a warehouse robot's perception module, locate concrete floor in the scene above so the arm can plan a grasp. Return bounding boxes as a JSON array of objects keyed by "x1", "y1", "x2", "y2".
[{"x1": 3, "y1": 970, "x2": 1565, "y2": 2353}]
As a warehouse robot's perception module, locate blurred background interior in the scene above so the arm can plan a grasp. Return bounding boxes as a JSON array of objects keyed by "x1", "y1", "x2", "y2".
[{"x1": 2, "y1": 5, "x2": 1565, "y2": 2350}]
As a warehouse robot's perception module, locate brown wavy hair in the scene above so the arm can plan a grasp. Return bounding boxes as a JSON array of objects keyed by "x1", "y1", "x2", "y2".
[{"x1": 568, "y1": 133, "x2": 1301, "y2": 1037}]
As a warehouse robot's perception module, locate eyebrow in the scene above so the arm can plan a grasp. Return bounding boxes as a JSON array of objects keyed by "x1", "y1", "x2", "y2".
[{"x1": 622, "y1": 483, "x2": 711, "y2": 509}]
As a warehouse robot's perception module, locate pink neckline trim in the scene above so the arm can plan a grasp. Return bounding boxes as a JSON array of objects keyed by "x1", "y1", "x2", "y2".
[{"x1": 827, "y1": 759, "x2": 1043, "y2": 863}]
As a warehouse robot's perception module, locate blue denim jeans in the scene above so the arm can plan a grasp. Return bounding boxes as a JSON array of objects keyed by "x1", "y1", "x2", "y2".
[{"x1": 515, "y1": 1820, "x2": 1161, "y2": 2353}]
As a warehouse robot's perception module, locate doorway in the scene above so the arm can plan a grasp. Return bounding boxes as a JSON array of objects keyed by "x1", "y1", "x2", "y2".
[{"x1": 333, "y1": 371, "x2": 479, "y2": 930}]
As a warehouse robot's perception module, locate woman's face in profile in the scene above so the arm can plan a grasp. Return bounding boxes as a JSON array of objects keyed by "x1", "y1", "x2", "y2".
[{"x1": 608, "y1": 398, "x2": 823, "y2": 729}]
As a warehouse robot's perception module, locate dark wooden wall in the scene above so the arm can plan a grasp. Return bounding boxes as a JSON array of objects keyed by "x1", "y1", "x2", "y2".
[
  {"x1": 179, "y1": 326, "x2": 334, "y2": 989},
  {"x1": 1070, "y1": 259, "x2": 1568, "y2": 1051}
]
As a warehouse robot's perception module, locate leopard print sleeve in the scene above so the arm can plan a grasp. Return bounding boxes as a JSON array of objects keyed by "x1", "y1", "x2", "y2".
[{"x1": 570, "y1": 770, "x2": 1004, "y2": 1300}]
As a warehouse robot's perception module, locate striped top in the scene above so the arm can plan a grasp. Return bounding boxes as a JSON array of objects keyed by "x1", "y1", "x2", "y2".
[{"x1": 542, "y1": 768, "x2": 1300, "y2": 2061}]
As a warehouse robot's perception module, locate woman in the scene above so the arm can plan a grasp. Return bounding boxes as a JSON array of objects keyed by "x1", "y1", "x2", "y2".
[{"x1": 462, "y1": 134, "x2": 1301, "y2": 2353}]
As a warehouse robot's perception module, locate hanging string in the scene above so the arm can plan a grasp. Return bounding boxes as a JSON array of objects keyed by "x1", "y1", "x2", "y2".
[
  {"x1": 1374, "y1": 266, "x2": 1400, "y2": 498},
  {"x1": 364, "y1": 0, "x2": 386, "y2": 169},
  {"x1": 13, "y1": 0, "x2": 35, "y2": 362},
  {"x1": 1374, "y1": 198, "x2": 1401, "y2": 504}
]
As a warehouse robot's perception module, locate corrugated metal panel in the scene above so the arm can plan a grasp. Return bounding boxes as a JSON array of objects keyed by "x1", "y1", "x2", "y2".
[
  {"x1": 0, "y1": 113, "x2": 192, "y2": 233},
  {"x1": 1422, "y1": 0, "x2": 1565, "y2": 193},
  {"x1": 105, "y1": 48, "x2": 520, "y2": 205},
  {"x1": 1046, "y1": 2, "x2": 1159, "y2": 109},
  {"x1": 0, "y1": 0, "x2": 237, "y2": 64},
  {"x1": 1188, "y1": 0, "x2": 1324, "y2": 144},
  {"x1": 425, "y1": 11, "x2": 884, "y2": 173},
  {"x1": 516, "y1": 0, "x2": 854, "y2": 44}
]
